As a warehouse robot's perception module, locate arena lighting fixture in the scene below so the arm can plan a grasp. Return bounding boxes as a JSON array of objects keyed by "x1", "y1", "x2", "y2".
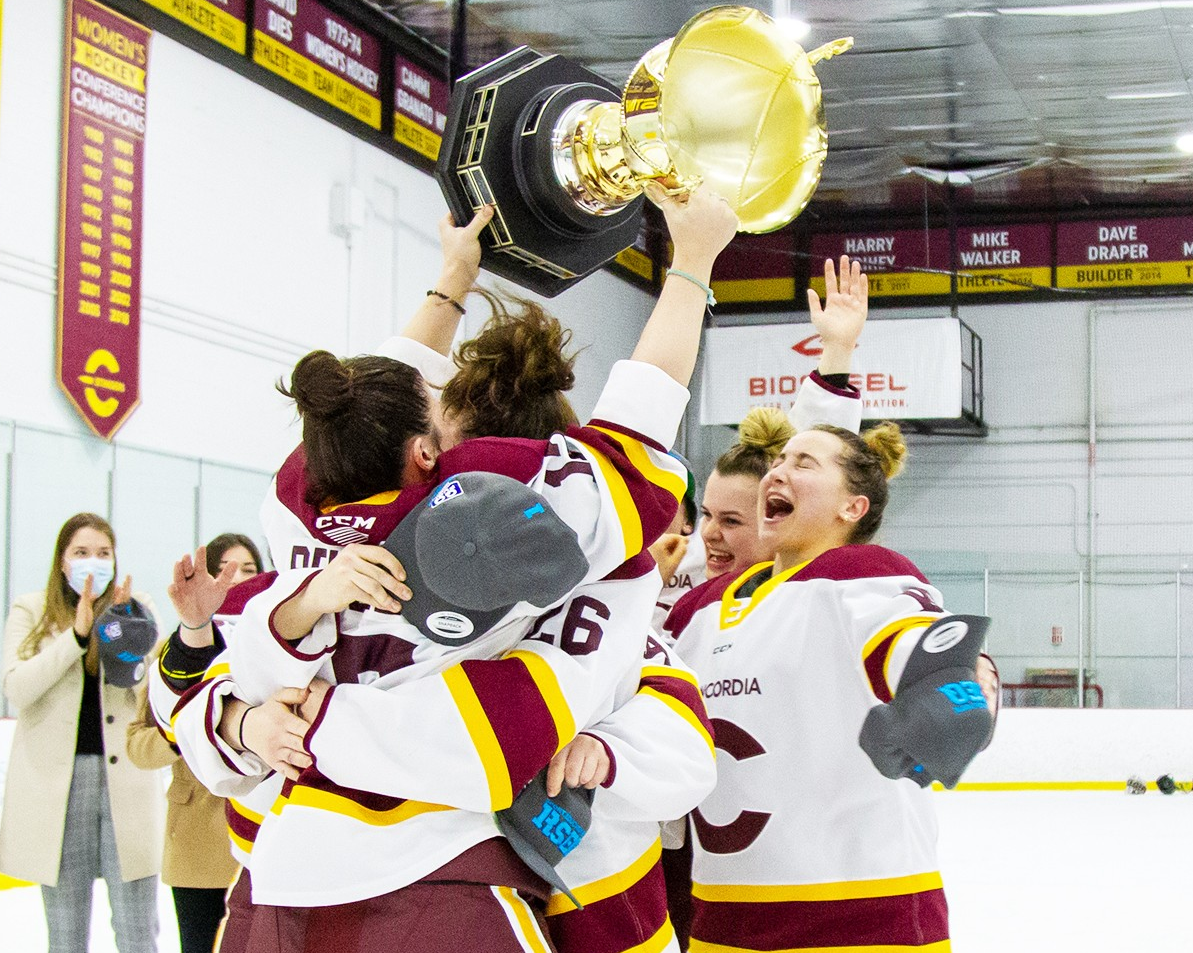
[
  {"x1": 996, "y1": 2, "x2": 1193, "y2": 14},
  {"x1": 771, "y1": 0, "x2": 811, "y2": 40},
  {"x1": 1177, "y1": 132, "x2": 1193, "y2": 153},
  {"x1": 1105, "y1": 90, "x2": 1188, "y2": 100}
]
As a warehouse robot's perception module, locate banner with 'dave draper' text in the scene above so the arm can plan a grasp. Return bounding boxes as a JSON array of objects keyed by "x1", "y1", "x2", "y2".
[
  {"x1": 700, "y1": 319, "x2": 963, "y2": 426},
  {"x1": 57, "y1": 0, "x2": 150, "y2": 440}
]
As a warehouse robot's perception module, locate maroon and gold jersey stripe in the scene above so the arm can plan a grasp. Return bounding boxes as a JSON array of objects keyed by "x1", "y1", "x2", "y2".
[
  {"x1": 639, "y1": 666, "x2": 715, "y2": 754},
  {"x1": 861, "y1": 616, "x2": 939, "y2": 702},
  {"x1": 548, "y1": 852, "x2": 672, "y2": 953},
  {"x1": 445, "y1": 653, "x2": 574, "y2": 810},
  {"x1": 690, "y1": 874, "x2": 948, "y2": 951}
]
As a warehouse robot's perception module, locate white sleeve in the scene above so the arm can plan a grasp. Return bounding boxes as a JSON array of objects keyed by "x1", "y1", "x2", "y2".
[
  {"x1": 305, "y1": 576, "x2": 652, "y2": 811},
  {"x1": 841, "y1": 575, "x2": 948, "y2": 700},
  {"x1": 169, "y1": 669, "x2": 273, "y2": 798},
  {"x1": 789, "y1": 370, "x2": 862, "y2": 434},
  {"x1": 375, "y1": 336, "x2": 456, "y2": 388},
  {"x1": 584, "y1": 637, "x2": 716, "y2": 822},
  {"x1": 226, "y1": 570, "x2": 336, "y2": 705},
  {"x1": 589, "y1": 360, "x2": 690, "y2": 450}
]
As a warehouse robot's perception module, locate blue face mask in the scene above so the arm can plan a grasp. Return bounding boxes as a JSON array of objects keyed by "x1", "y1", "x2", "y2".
[{"x1": 67, "y1": 557, "x2": 115, "y2": 596}]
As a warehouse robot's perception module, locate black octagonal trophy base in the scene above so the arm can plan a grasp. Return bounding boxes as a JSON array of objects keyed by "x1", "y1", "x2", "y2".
[{"x1": 434, "y1": 48, "x2": 645, "y2": 298}]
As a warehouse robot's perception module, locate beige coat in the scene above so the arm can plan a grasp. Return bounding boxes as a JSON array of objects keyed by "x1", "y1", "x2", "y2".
[
  {"x1": 0, "y1": 591, "x2": 165, "y2": 885},
  {"x1": 126, "y1": 684, "x2": 239, "y2": 889}
]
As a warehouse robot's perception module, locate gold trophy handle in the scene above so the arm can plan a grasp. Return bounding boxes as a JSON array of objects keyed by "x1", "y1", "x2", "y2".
[{"x1": 808, "y1": 37, "x2": 854, "y2": 65}]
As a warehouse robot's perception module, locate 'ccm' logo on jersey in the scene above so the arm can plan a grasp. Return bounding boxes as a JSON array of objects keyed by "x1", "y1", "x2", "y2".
[{"x1": 313, "y1": 515, "x2": 376, "y2": 546}]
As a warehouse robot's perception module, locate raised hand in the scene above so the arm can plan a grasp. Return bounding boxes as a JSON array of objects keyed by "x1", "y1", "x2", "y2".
[
  {"x1": 112, "y1": 574, "x2": 132, "y2": 605},
  {"x1": 648, "y1": 182, "x2": 739, "y2": 274},
  {"x1": 649, "y1": 533, "x2": 689, "y2": 584},
  {"x1": 168, "y1": 547, "x2": 237, "y2": 645},
  {"x1": 74, "y1": 573, "x2": 96, "y2": 636},
  {"x1": 436, "y1": 204, "x2": 495, "y2": 300},
  {"x1": 807, "y1": 255, "x2": 868, "y2": 376}
]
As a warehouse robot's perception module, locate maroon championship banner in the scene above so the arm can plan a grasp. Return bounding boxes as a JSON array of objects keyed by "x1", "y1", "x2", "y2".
[
  {"x1": 810, "y1": 228, "x2": 951, "y2": 297},
  {"x1": 57, "y1": 0, "x2": 150, "y2": 440},
  {"x1": 1056, "y1": 217, "x2": 1193, "y2": 289},
  {"x1": 253, "y1": 0, "x2": 382, "y2": 129},
  {"x1": 710, "y1": 232, "x2": 795, "y2": 303},
  {"x1": 141, "y1": 0, "x2": 246, "y2": 54},
  {"x1": 393, "y1": 53, "x2": 448, "y2": 161},
  {"x1": 954, "y1": 223, "x2": 1052, "y2": 294}
]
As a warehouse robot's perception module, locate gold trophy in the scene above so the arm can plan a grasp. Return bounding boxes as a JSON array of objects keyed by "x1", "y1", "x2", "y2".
[{"x1": 435, "y1": 5, "x2": 852, "y2": 296}]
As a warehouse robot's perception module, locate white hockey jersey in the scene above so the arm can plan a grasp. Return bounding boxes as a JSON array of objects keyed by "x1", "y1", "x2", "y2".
[
  {"x1": 220, "y1": 357, "x2": 697, "y2": 906},
  {"x1": 545, "y1": 635, "x2": 714, "y2": 953},
  {"x1": 667, "y1": 545, "x2": 954, "y2": 952}
]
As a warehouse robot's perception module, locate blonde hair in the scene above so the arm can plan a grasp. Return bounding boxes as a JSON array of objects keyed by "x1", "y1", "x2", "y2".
[
  {"x1": 860, "y1": 421, "x2": 907, "y2": 480},
  {"x1": 716, "y1": 407, "x2": 795, "y2": 480}
]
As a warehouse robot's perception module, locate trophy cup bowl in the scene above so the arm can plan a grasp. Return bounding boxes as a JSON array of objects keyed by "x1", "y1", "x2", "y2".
[{"x1": 435, "y1": 5, "x2": 852, "y2": 297}]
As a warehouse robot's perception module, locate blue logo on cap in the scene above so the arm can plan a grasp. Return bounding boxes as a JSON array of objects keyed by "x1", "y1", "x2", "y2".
[
  {"x1": 937, "y1": 680, "x2": 987, "y2": 714},
  {"x1": 428, "y1": 479, "x2": 463, "y2": 509},
  {"x1": 523, "y1": 503, "x2": 545, "y2": 519},
  {"x1": 531, "y1": 799, "x2": 585, "y2": 856}
]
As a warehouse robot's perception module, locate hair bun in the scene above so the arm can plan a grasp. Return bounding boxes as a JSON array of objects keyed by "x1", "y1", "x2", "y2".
[
  {"x1": 285, "y1": 350, "x2": 353, "y2": 419},
  {"x1": 861, "y1": 421, "x2": 907, "y2": 479},
  {"x1": 737, "y1": 407, "x2": 795, "y2": 456}
]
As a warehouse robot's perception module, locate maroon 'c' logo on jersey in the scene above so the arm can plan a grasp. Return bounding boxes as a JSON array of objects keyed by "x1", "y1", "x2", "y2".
[{"x1": 692, "y1": 718, "x2": 771, "y2": 854}]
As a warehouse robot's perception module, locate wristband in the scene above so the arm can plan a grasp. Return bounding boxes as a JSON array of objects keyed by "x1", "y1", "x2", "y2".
[
  {"x1": 236, "y1": 705, "x2": 253, "y2": 752},
  {"x1": 665, "y1": 268, "x2": 717, "y2": 306},
  {"x1": 427, "y1": 289, "x2": 466, "y2": 315},
  {"x1": 179, "y1": 616, "x2": 212, "y2": 631}
]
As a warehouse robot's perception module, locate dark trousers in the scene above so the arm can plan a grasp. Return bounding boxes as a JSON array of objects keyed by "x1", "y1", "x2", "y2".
[{"x1": 172, "y1": 885, "x2": 227, "y2": 953}]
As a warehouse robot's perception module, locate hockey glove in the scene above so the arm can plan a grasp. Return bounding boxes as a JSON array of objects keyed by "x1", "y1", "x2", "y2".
[{"x1": 858, "y1": 614, "x2": 993, "y2": 789}]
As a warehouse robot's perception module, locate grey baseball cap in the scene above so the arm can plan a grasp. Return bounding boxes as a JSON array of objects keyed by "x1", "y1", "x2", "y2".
[
  {"x1": 383, "y1": 472, "x2": 589, "y2": 645},
  {"x1": 495, "y1": 771, "x2": 594, "y2": 909},
  {"x1": 95, "y1": 598, "x2": 157, "y2": 688}
]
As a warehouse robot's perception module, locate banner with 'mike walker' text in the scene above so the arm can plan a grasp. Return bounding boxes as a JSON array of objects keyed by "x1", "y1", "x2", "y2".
[{"x1": 57, "y1": 0, "x2": 151, "y2": 440}]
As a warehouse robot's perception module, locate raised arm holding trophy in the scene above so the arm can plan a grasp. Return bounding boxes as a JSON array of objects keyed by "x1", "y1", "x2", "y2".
[{"x1": 434, "y1": 4, "x2": 852, "y2": 296}]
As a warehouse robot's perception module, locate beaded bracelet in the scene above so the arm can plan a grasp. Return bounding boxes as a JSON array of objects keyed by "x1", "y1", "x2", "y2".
[
  {"x1": 665, "y1": 268, "x2": 717, "y2": 306},
  {"x1": 427, "y1": 289, "x2": 466, "y2": 315}
]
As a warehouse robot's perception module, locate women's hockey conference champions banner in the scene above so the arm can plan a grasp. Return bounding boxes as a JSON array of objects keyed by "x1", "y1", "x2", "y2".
[{"x1": 57, "y1": 0, "x2": 150, "y2": 439}]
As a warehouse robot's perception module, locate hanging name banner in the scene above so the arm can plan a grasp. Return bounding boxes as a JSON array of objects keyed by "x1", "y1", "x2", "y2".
[
  {"x1": 955, "y1": 224, "x2": 1052, "y2": 294},
  {"x1": 700, "y1": 318, "x2": 962, "y2": 425},
  {"x1": 810, "y1": 229, "x2": 951, "y2": 298},
  {"x1": 393, "y1": 53, "x2": 448, "y2": 161},
  {"x1": 141, "y1": 0, "x2": 246, "y2": 53},
  {"x1": 57, "y1": 0, "x2": 150, "y2": 440},
  {"x1": 710, "y1": 232, "x2": 795, "y2": 304},
  {"x1": 1056, "y1": 217, "x2": 1193, "y2": 289},
  {"x1": 253, "y1": 0, "x2": 382, "y2": 129}
]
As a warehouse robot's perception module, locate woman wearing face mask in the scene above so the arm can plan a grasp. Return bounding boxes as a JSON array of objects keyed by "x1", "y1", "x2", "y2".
[
  {"x1": 0, "y1": 512, "x2": 163, "y2": 953},
  {"x1": 127, "y1": 534, "x2": 263, "y2": 953}
]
